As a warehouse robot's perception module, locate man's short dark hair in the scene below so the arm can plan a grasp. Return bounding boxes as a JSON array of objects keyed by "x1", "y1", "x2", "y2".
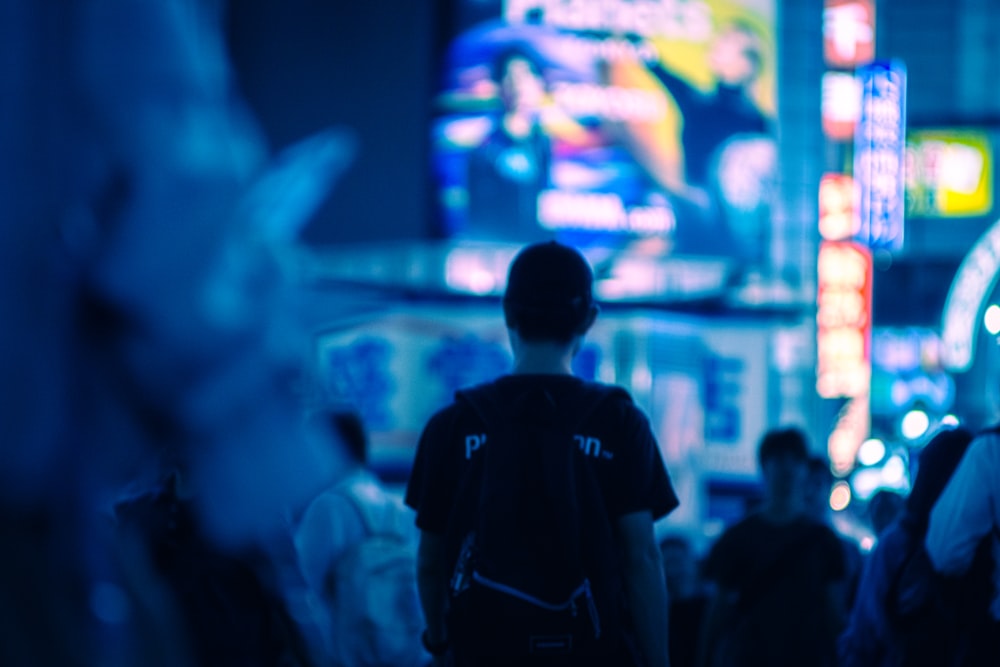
[
  {"x1": 307, "y1": 408, "x2": 368, "y2": 466},
  {"x1": 502, "y1": 241, "x2": 596, "y2": 344},
  {"x1": 757, "y1": 427, "x2": 809, "y2": 466}
]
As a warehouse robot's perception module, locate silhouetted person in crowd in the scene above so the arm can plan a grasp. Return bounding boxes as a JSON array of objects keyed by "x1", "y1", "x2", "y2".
[
  {"x1": 926, "y1": 424, "x2": 1000, "y2": 663},
  {"x1": 840, "y1": 427, "x2": 993, "y2": 666},
  {"x1": 406, "y1": 241, "x2": 678, "y2": 666},
  {"x1": 114, "y1": 457, "x2": 315, "y2": 667},
  {"x1": 661, "y1": 534, "x2": 709, "y2": 667},
  {"x1": 699, "y1": 427, "x2": 846, "y2": 667},
  {"x1": 805, "y1": 455, "x2": 864, "y2": 610},
  {"x1": 294, "y1": 407, "x2": 426, "y2": 667}
]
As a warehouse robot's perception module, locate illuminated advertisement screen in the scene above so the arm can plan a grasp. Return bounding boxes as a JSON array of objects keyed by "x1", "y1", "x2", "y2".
[
  {"x1": 432, "y1": 0, "x2": 777, "y2": 268},
  {"x1": 905, "y1": 129, "x2": 994, "y2": 219}
]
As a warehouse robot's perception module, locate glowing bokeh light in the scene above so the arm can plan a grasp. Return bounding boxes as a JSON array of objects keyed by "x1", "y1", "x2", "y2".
[
  {"x1": 985, "y1": 304, "x2": 1000, "y2": 335},
  {"x1": 900, "y1": 409, "x2": 929, "y2": 440},
  {"x1": 881, "y1": 454, "x2": 907, "y2": 485},
  {"x1": 857, "y1": 438, "x2": 886, "y2": 466},
  {"x1": 830, "y1": 481, "x2": 852, "y2": 511}
]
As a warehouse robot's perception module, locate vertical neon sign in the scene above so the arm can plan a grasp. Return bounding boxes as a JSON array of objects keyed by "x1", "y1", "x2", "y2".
[
  {"x1": 854, "y1": 60, "x2": 907, "y2": 251},
  {"x1": 816, "y1": 240, "x2": 873, "y2": 399}
]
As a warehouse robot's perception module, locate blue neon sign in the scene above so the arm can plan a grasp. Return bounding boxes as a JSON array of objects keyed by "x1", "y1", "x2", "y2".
[{"x1": 854, "y1": 60, "x2": 907, "y2": 251}]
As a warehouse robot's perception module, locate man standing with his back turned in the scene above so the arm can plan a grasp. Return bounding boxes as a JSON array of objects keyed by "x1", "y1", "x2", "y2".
[{"x1": 405, "y1": 241, "x2": 678, "y2": 666}]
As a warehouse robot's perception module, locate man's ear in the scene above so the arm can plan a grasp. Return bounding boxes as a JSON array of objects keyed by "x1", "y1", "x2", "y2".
[{"x1": 578, "y1": 304, "x2": 599, "y2": 335}]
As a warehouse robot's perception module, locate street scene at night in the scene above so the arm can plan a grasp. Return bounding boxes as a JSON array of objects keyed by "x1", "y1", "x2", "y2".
[{"x1": 3, "y1": 1, "x2": 1000, "y2": 665}]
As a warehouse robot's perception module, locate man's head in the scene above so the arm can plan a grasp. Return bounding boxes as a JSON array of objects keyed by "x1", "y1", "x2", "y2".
[
  {"x1": 906, "y1": 426, "x2": 974, "y2": 525},
  {"x1": 757, "y1": 426, "x2": 810, "y2": 504},
  {"x1": 305, "y1": 407, "x2": 368, "y2": 467},
  {"x1": 503, "y1": 241, "x2": 598, "y2": 345}
]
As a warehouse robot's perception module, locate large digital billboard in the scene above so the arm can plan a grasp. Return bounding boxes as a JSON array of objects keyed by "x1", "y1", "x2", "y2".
[{"x1": 431, "y1": 0, "x2": 777, "y2": 275}]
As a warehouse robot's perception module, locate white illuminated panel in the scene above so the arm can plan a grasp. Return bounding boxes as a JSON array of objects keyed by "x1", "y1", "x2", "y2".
[
  {"x1": 822, "y1": 73, "x2": 862, "y2": 142},
  {"x1": 819, "y1": 173, "x2": 859, "y2": 241},
  {"x1": 823, "y1": 0, "x2": 875, "y2": 69},
  {"x1": 817, "y1": 241, "x2": 873, "y2": 398},
  {"x1": 504, "y1": 0, "x2": 714, "y2": 38}
]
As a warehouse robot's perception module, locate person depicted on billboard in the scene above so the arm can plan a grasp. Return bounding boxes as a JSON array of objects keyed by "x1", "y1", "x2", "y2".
[
  {"x1": 465, "y1": 47, "x2": 554, "y2": 242},
  {"x1": 603, "y1": 17, "x2": 776, "y2": 261},
  {"x1": 648, "y1": 20, "x2": 769, "y2": 197}
]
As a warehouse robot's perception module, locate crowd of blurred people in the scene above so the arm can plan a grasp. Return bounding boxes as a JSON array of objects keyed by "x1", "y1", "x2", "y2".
[{"x1": 659, "y1": 424, "x2": 1000, "y2": 667}]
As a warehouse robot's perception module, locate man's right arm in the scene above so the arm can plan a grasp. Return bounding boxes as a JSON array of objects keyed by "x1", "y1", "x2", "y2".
[
  {"x1": 617, "y1": 510, "x2": 670, "y2": 667},
  {"x1": 416, "y1": 529, "x2": 450, "y2": 658}
]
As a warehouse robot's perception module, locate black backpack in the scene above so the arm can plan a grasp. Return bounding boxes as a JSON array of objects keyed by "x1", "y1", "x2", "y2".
[{"x1": 444, "y1": 380, "x2": 632, "y2": 663}]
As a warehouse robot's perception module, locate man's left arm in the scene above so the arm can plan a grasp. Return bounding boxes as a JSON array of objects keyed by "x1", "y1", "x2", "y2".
[
  {"x1": 618, "y1": 510, "x2": 670, "y2": 667},
  {"x1": 926, "y1": 437, "x2": 997, "y2": 575}
]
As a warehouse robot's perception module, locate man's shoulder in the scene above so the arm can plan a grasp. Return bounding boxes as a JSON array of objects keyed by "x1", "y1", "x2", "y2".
[
  {"x1": 423, "y1": 398, "x2": 476, "y2": 433},
  {"x1": 456, "y1": 376, "x2": 634, "y2": 413},
  {"x1": 707, "y1": 514, "x2": 758, "y2": 554},
  {"x1": 579, "y1": 379, "x2": 634, "y2": 403},
  {"x1": 967, "y1": 428, "x2": 1000, "y2": 460}
]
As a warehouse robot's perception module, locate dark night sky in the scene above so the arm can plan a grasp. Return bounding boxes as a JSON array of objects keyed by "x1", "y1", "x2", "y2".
[{"x1": 225, "y1": 1, "x2": 451, "y2": 246}]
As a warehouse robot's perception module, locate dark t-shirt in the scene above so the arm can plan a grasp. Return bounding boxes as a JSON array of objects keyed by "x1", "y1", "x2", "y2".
[
  {"x1": 405, "y1": 374, "x2": 678, "y2": 536},
  {"x1": 702, "y1": 513, "x2": 847, "y2": 667}
]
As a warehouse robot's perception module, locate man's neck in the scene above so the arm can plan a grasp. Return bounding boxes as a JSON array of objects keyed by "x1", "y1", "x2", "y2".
[
  {"x1": 761, "y1": 498, "x2": 804, "y2": 524},
  {"x1": 512, "y1": 344, "x2": 574, "y2": 375},
  {"x1": 512, "y1": 356, "x2": 573, "y2": 375}
]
